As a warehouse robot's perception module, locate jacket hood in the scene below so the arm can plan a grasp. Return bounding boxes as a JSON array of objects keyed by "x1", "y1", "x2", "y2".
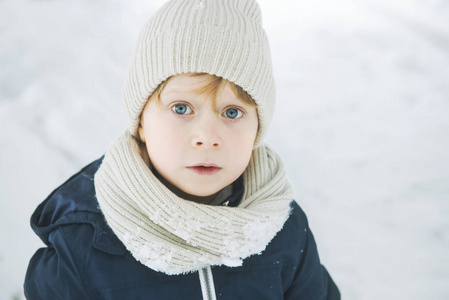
[{"x1": 30, "y1": 157, "x2": 127, "y2": 255}]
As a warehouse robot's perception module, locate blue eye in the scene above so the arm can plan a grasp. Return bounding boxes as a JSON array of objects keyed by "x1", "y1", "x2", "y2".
[
  {"x1": 172, "y1": 104, "x2": 192, "y2": 115},
  {"x1": 225, "y1": 108, "x2": 243, "y2": 119}
]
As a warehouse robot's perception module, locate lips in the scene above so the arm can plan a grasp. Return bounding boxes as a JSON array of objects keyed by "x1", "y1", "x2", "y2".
[{"x1": 187, "y1": 163, "x2": 221, "y2": 175}]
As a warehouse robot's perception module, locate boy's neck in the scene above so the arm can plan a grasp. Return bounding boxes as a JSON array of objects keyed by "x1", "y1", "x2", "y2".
[{"x1": 154, "y1": 170, "x2": 222, "y2": 205}]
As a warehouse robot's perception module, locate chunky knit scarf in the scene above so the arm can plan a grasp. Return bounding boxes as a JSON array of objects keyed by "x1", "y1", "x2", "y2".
[{"x1": 94, "y1": 132, "x2": 293, "y2": 275}]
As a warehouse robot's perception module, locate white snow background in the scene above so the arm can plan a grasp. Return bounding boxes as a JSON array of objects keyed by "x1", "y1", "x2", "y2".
[{"x1": 1, "y1": 0, "x2": 448, "y2": 299}]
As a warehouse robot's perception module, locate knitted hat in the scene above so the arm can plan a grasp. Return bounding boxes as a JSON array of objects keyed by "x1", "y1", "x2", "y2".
[{"x1": 123, "y1": 0, "x2": 275, "y2": 146}]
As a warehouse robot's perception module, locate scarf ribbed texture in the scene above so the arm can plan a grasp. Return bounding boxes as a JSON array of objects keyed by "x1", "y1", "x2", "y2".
[{"x1": 94, "y1": 132, "x2": 293, "y2": 275}]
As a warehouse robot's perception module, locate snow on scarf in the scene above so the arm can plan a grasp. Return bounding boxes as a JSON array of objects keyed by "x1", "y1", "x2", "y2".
[{"x1": 94, "y1": 131, "x2": 293, "y2": 275}]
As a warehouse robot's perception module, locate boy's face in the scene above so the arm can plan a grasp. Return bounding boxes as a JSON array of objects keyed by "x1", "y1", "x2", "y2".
[{"x1": 138, "y1": 74, "x2": 258, "y2": 201}]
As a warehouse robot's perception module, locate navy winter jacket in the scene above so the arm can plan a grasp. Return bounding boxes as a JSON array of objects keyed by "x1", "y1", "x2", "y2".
[{"x1": 24, "y1": 157, "x2": 340, "y2": 299}]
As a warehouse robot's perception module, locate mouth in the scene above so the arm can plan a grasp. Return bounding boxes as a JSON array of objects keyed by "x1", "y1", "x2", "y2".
[{"x1": 187, "y1": 164, "x2": 222, "y2": 175}]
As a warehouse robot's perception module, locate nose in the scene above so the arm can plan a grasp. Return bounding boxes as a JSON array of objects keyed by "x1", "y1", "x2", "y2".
[
  {"x1": 193, "y1": 139, "x2": 221, "y2": 148},
  {"x1": 193, "y1": 138, "x2": 221, "y2": 148},
  {"x1": 192, "y1": 132, "x2": 222, "y2": 149},
  {"x1": 191, "y1": 116, "x2": 222, "y2": 149}
]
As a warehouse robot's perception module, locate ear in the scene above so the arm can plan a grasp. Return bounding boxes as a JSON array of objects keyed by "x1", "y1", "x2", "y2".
[{"x1": 138, "y1": 122, "x2": 146, "y2": 143}]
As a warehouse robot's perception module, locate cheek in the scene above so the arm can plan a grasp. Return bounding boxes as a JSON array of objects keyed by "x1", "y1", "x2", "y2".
[
  {"x1": 146, "y1": 125, "x2": 184, "y2": 156},
  {"x1": 142, "y1": 116, "x2": 184, "y2": 165},
  {"x1": 144, "y1": 110, "x2": 183, "y2": 145},
  {"x1": 228, "y1": 131, "x2": 256, "y2": 166},
  {"x1": 235, "y1": 120, "x2": 258, "y2": 148},
  {"x1": 242, "y1": 113, "x2": 259, "y2": 145}
]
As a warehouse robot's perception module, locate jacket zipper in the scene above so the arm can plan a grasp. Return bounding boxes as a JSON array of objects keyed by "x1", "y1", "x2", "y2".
[
  {"x1": 199, "y1": 265, "x2": 217, "y2": 300},
  {"x1": 198, "y1": 193, "x2": 229, "y2": 299}
]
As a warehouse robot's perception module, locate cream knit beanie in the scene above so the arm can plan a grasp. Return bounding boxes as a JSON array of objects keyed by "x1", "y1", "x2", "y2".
[{"x1": 123, "y1": 0, "x2": 275, "y2": 146}]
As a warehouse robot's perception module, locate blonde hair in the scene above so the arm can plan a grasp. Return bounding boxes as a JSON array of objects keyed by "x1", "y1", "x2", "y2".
[{"x1": 146, "y1": 73, "x2": 257, "y2": 111}]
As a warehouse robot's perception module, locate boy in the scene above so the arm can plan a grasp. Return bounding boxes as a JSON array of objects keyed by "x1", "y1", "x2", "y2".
[{"x1": 24, "y1": 0, "x2": 340, "y2": 299}]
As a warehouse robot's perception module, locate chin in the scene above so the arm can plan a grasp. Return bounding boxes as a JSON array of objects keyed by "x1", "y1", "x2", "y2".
[
  {"x1": 185, "y1": 189, "x2": 218, "y2": 198},
  {"x1": 180, "y1": 182, "x2": 219, "y2": 195}
]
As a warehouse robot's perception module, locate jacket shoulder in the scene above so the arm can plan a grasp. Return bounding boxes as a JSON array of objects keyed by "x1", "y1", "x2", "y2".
[
  {"x1": 248, "y1": 200, "x2": 309, "y2": 276},
  {"x1": 273, "y1": 200, "x2": 310, "y2": 252},
  {"x1": 30, "y1": 156, "x2": 126, "y2": 255},
  {"x1": 283, "y1": 201, "x2": 341, "y2": 299}
]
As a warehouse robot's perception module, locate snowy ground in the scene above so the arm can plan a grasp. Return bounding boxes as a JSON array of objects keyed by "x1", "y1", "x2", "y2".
[{"x1": 1, "y1": 0, "x2": 448, "y2": 299}]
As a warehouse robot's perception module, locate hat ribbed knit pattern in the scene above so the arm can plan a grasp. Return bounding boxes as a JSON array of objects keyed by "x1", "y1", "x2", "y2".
[{"x1": 124, "y1": 0, "x2": 276, "y2": 145}]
